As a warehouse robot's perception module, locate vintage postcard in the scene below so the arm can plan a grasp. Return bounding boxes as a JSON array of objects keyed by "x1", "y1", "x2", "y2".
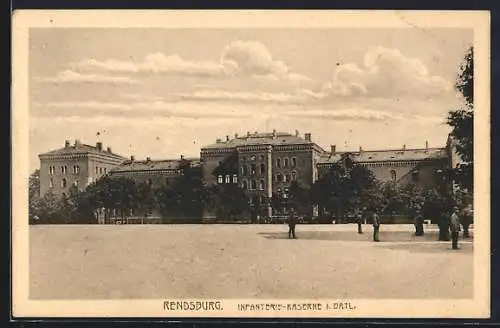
[{"x1": 12, "y1": 10, "x2": 490, "y2": 318}]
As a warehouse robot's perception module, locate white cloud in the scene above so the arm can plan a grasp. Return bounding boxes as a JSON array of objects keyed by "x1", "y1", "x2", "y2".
[
  {"x1": 326, "y1": 46, "x2": 453, "y2": 98},
  {"x1": 61, "y1": 40, "x2": 313, "y2": 86},
  {"x1": 75, "y1": 54, "x2": 223, "y2": 77},
  {"x1": 287, "y1": 108, "x2": 402, "y2": 121},
  {"x1": 174, "y1": 90, "x2": 310, "y2": 104},
  {"x1": 39, "y1": 69, "x2": 140, "y2": 85}
]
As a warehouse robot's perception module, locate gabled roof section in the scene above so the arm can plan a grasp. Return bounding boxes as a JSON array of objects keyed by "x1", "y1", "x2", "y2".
[
  {"x1": 110, "y1": 158, "x2": 200, "y2": 173},
  {"x1": 39, "y1": 141, "x2": 127, "y2": 160},
  {"x1": 318, "y1": 147, "x2": 448, "y2": 164},
  {"x1": 202, "y1": 131, "x2": 315, "y2": 150}
]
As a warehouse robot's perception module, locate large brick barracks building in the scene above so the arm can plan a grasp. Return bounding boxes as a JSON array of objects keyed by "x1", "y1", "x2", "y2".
[{"x1": 38, "y1": 131, "x2": 460, "y2": 218}]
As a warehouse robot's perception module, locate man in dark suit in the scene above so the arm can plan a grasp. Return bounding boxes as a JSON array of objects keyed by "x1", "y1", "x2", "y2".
[
  {"x1": 372, "y1": 210, "x2": 381, "y2": 242},
  {"x1": 450, "y1": 206, "x2": 461, "y2": 250},
  {"x1": 288, "y1": 207, "x2": 297, "y2": 239}
]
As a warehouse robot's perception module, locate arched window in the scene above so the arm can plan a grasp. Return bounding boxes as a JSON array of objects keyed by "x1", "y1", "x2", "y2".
[
  {"x1": 276, "y1": 158, "x2": 281, "y2": 168},
  {"x1": 232, "y1": 174, "x2": 238, "y2": 184},
  {"x1": 291, "y1": 171, "x2": 297, "y2": 181},
  {"x1": 251, "y1": 164, "x2": 257, "y2": 176},
  {"x1": 259, "y1": 180, "x2": 265, "y2": 190},
  {"x1": 225, "y1": 174, "x2": 231, "y2": 183},
  {"x1": 61, "y1": 178, "x2": 67, "y2": 188},
  {"x1": 291, "y1": 157, "x2": 297, "y2": 167},
  {"x1": 284, "y1": 158, "x2": 289, "y2": 168},
  {"x1": 49, "y1": 178, "x2": 54, "y2": 188},
  {"x1": 242, "y1": 180, "x2": 248, "y2": 189},
  {"x1": 260, "y1": 163, "x2": 266, "y2": 175},
  {"x1": 390, "y1": 169, "x2": 397, "y2": 181},
  {"x1": 250, "y1": 180, "x2": 257, "y2": 190},
  {"x1": 411, "y1": 170, "x2": 419, "y2": 182},
  {"x1": 217, "y1": 175, "x2": 223, "y2": 184}
]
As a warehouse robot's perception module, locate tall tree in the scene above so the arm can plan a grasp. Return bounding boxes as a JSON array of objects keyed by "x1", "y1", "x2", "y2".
[
  {"x1": 312, "y1": 158, "x2": 380, "y2": 219},
  {"x1": 28, "y1": 170, "x2": 41, "y2": 224},
  {"x1": 447, "y1": 46, "x2": 473, "y2": 191}
]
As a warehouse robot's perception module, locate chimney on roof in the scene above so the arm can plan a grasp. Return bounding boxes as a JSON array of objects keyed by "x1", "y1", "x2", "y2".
[
  {"x1": 226, "y1": 135, "x2": 229, "y2": 142},
  {"x1": 425, "y1": 141, "x2": 429, "y2": 149},
  {"x1": 180, "y1": 155, "x2": 184, "y2": 160},
  {"x1": 359, "y1": 146, "x2": 363, "y2": 152},
  {"x1": 235, "y1": 133, "x2": 239, "y2": 138},
  {"x1": 130, "y1": 155, "x2": 135, "y2": 161},
  {"x1": 107, "y1": 147, "x2": 112, "y2": 153},
  {"x1": 74, "y1": 139, "x2": 81, "y2": 147},
  {"x1": 304, "y1": 133, "x2": 311, "y2": 141},
  {"x1": 272, "y1": 129, "x2": 277, "y2": 138},
  {"x1": 96, "y1": 142, "x2": 102, "y2": 151},
  {"x1": 146, "y1": 157, "x2": 151, "y2": 162},
  {"x1": 295, "y1": 130, "x2": 299, "y2": 137},
  {"x1": 402, "y1": 144, "x2": 406, "y2": 150},
  {"x1": 65, "y1": 140, "x2": 70, "y2": 148},
  {"x1": 331, "y1": 145, "x2": 336, "y2": 155}
]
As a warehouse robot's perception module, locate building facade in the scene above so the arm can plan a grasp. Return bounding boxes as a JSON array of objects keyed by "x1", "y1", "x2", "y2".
[
  {"x1": 200, "y1": 130, "x2": 324, "y2": 217},
  {"x1": 38, "y1": 140, "x2": 127, "y2": 197},
  {"x1": 38, "y1": 133, "x2": 458, "y2": 220},
  {"x1": 317, "y1": 143, "x2": 450, "y2": 188}
]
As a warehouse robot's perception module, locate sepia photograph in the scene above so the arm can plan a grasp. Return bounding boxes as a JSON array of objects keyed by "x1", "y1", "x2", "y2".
[{"x1": 12, "y1": 10, "x2": 490, "y2": 318}]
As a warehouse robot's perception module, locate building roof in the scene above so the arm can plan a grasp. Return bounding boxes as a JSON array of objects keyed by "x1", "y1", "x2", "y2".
[
  {"x1": 39, "y1": 141, "x2": 127, "y2": 160},
  {"x1": 201, "y1": 131, "x2": 315, "y2": 150},
  {"x1": 110, "y1": 158, "x2": 200, "y2": 173},
  {"x1": 318, "y1": 147, "x2": 448, "y2": 164}
]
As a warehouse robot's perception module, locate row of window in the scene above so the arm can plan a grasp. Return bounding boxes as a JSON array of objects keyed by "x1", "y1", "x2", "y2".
[
  {"x1": 240, "y1": 156, "x2": 298, "y2": 168},
  {"x1": 276, "y1": 157, "x2": 297, "y2": 169},
  {"x1": 48, "y1": 165, "x2": 80, "y2": 175},
  {"x1": 275, "y1": 171, "x2": 297, "y2": 183},
  {"x1": 217, "y1": 174, "x2": 238, "y2": 184},
  {"x1": 95, "y1": 167, "x2": 107, "y2": 175},
  {"x1": 48, "y1": 178, "x2": 79, "y2": 189},
  {"x1": 241, "y1": 164, "x2": 264, "y2": 176}
]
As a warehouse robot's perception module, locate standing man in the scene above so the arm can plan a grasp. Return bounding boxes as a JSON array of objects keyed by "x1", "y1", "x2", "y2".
[
  {"x1": 372, "y1": 209, "x2": 381, "y2": 242},
  {"x1": 450, "y1": 206, "x2": 461, "y2": 250},
  {"x1": 355, "y1": 208, "x2": 363, "y2": 234},
  {"x1": 414, "y1": 208, "x2": 424, "y2": 236},
  {"x1": 288, "y1": 207, "x2": 297, "y2": 239}
]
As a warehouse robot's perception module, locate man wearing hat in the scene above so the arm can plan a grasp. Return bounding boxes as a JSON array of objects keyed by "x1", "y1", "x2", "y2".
[
  {"x1": 450, "y1": 206, "x2": 461, "y2": 250},
  {"x1": 288, "y1": 207, "x2": 298, "y2": 239}
]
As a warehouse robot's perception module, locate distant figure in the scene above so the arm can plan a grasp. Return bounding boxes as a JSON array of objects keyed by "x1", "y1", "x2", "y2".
[
  {"x1": 414, "y1": 209, "x2": 424, "y2": 236},
  {"x1": 355, "y1": 209, "x2": 363, "y2": 234},
  {"x1": 372, "y1": 210, "x2": 381, "y2": 242},
  {"x1": 461, "y1": 205, "x2": 473, "y2": 238},
  {"x1": 288, "y1": 208, "x2": 297, "y2": 239},
  {"x1": 450, "y1": 206, "x2": 461, "y2": 250}
]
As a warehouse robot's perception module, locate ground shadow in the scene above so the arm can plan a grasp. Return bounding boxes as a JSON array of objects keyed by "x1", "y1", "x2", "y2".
[
  {"x1": 258, "y1": 229, "x2": 473, "y2": 245},
  {"x1": 377, "y1": 241, "x2": 473, "y2": 254}
]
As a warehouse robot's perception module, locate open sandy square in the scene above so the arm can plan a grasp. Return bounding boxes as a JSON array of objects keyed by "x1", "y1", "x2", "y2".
[{"x1": 29, "y1": 224, "x2": 473, "y2": 300}]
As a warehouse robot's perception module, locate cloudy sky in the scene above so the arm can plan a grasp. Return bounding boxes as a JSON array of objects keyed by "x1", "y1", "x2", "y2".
[{"x1": 29, "y1": 28, "x2": 472, "y2": 172}]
